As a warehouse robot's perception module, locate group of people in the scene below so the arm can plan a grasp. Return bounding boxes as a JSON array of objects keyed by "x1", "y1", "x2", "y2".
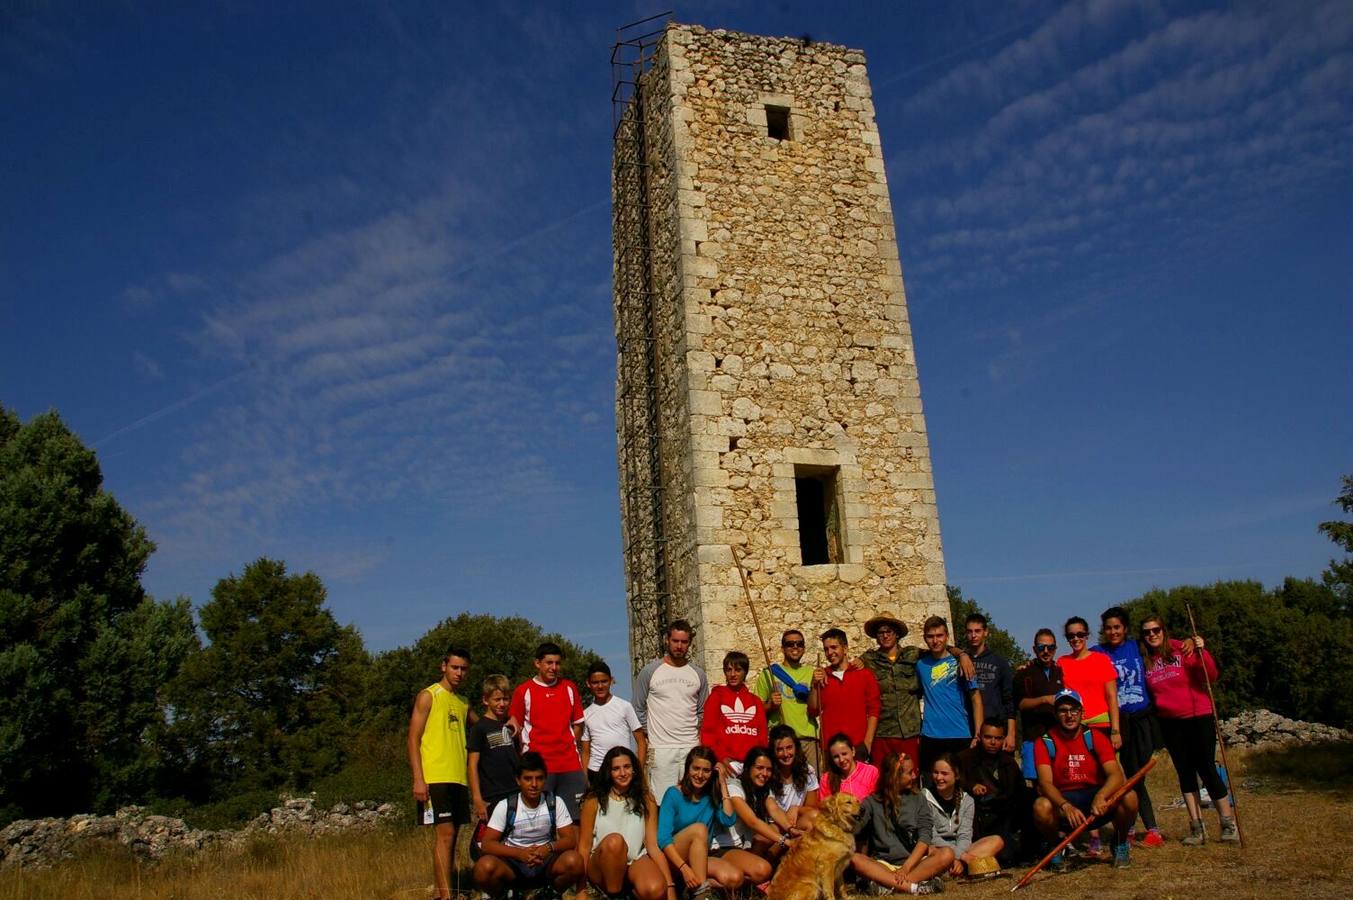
[{"x1": 407, "y1": 607, "x2": 1236, "y2": 899}]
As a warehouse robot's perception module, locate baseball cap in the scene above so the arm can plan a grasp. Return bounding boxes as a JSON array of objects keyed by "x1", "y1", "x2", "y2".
[{"x1": 1053, "y1": 689, "x2": 1084, "y2": 708}]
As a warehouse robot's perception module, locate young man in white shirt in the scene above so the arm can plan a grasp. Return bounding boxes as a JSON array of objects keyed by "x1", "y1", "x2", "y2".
[
  {"x1": 634, "y1": 620, "x2": 709, "y2": 798},
  {"x1": 581, "y1": 660, "x2": 647, "y2": 791},
  {"x1": 472, "y1": 751, "x2": 584, "y2": 895}
]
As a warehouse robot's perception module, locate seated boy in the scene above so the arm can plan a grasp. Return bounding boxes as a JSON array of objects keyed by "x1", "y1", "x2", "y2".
[
  {"x1": 473, "y1": 751, "x2": 584, "y2": 896},
  {"x1": 957, "y1": 718, "x2": 1025, "y2": 866}
]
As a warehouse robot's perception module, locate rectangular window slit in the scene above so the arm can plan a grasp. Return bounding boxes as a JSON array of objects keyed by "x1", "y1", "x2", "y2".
[
  {"x1": 766, "y1": 105, "x2": 791, "y2": 141},
  {"x1": 794, "y1": 465, "x2": 842, "y2": 565}
]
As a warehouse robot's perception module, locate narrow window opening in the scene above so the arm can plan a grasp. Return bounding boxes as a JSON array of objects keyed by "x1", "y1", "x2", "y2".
[
  {"x1": 766, "y1": 105, "x2": 791, "y2": 141},
  {"x1": 794, "y1": 465, "x2": 843, "y2": 565},
  {"x1": 729, "y1": 437, "x2": 740, "y2": 450}
]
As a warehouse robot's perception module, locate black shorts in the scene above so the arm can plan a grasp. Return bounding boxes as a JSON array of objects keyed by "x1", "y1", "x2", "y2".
[
  {"x1": 418, "y1": 782, "x2": 470, "y2": 826},
  {"x1": 1060, "y1": 788, "x2": 1113, "y2": 831}
]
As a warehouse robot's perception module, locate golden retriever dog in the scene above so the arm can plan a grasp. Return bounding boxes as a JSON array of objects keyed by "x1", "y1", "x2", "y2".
[{"x1": 767, "y1": 792, "x2": 861, "y2": 900}]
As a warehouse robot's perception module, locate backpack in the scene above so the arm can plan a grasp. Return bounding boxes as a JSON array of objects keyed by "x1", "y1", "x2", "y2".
[
  {"x1": 472, "y1": 791, "x2": 558, "y2": 861},
  {"x1": 1040, "y1": 729, "x2": 1097, "y2": 763},
  {"x1": 501, "y1": 790, "x2": 559, "y2": 843}
]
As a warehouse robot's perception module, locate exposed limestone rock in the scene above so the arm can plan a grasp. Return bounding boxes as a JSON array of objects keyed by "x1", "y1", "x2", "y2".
[
  {"x1": 1220, "y1": 709, "x2": 1352, "y2": 749},
  {"x1": 0, "y1": 797, "x2": 398, "y2": 870}
]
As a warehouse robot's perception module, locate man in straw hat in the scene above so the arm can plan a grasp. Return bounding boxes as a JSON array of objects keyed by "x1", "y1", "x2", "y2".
[{"x1": 859, "y1": 611, "x2": 975, "y2": 769}]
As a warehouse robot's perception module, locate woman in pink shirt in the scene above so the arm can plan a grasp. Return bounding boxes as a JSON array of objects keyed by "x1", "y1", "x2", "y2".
[
  {"x1": 1141, "y1": 616, "x2": 1237, "y2": 846},
  {"x1": 819, "y1": 733, "x2": 879, "y2": 801}
]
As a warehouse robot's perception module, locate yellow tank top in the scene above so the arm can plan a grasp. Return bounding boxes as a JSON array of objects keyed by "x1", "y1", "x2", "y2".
[{"x1": 420, "y1": 683, "x2": 469, "y2": 784}]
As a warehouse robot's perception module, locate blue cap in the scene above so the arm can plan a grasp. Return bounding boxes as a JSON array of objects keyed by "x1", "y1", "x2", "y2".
[{"x1": 1053, "y1": 689, "x2": 1084, "y2": 708}]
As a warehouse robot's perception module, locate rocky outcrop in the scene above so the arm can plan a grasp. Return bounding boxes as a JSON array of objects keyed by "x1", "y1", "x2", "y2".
[
  {"x1": 0, "y1": 797, "x2": 397, "y2": 870},
  {"x1": 1220, "y1": 708, "x2": 1352, "y2": 748}
]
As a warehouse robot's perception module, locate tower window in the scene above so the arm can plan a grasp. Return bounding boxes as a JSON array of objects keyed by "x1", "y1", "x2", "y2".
[
  {"x1": 795, "y1": 465, "x2": 842, "y2": 565},
  {"x1": 766, "y1": 105, "x2": 791, "y2": 140}
]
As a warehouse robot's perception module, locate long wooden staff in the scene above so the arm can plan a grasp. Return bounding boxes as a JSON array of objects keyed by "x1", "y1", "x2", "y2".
[
  {"x1": 1186, "y1": 602, "x2": 1244, "y2": 849},
  {"x1": 730, "y1": 545, "x2": 774, "y2": 670},
  {"x1": 1011, "y1": 757, "x2": 1157, "y2": 892}
]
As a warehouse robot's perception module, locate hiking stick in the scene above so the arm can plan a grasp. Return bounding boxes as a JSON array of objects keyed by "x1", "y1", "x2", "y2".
[
  {"x1": 1186, "y1": 602, "x2": 1244, "y2": 849},
  {"x1": 1010, "y1": 757, "x2": 1157, "y2": 892},
  {"x1": 730, "y1": 545, "x2": 774, "y2": 670}
]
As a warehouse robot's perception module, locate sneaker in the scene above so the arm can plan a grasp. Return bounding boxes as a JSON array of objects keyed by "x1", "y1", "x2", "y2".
[
  {"x1": 1182, "y1": 820, "x2": 1206, "y2": 847},
  {"x1": 914, "y1": 878, "x2": 944, "y2": 895},
  {"x1": 690, "y1": 880, "x2": 715, "y2": 899},
  {"x1": 1142, "y1": 829, "x2": 1165, "y2": 848},
  {"x1": 866, "y1": 883, "x2": 895, "y2": 896},
  {"x1": 1113, "y1": 843, "x2": 1131, "y2": 869},
  {"x1": 1085, "y1": 834, "x2": 1102, "y2": 857},
  {"x1": 1049, "y1": 851, "x2": 1070, "y2": 874},
  {"x1": 1219, "y1": 818, "x2": 1240, "y2": 843}
]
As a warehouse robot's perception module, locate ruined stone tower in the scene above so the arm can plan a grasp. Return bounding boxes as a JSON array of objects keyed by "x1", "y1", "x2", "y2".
[{"x1": 612, "y1": 22, "x2": 949, "y2": 677}]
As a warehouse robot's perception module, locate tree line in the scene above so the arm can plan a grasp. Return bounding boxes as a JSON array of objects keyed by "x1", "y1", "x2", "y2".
[
  {"x1": 0, "y1": 408, "x2": 602, "y2": 825},
  {"x1": 2, "y1": 407, "x2": 1349, "y2": 825}
]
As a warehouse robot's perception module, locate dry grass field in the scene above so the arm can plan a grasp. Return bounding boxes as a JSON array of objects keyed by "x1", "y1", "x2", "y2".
[{"x1": 4, "y1": 744, "x2": 1349, "y2": 900}]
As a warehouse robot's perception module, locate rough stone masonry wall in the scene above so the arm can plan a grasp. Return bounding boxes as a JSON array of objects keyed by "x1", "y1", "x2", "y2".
[
  {"x1": 659, "y1": 24, "x2": 950, "y2": 675},
  {"x1": 614, "y1": 39, "x2": 704, "y2": 673}
]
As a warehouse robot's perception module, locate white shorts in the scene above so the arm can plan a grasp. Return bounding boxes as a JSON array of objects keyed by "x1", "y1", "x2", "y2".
[{"x1": 648, "y1": 746, "x2": 692, "y2": 800}]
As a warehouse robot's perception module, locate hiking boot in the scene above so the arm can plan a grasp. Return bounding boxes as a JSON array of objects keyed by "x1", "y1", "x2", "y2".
[
  {"x1": 1182, "y1": 820, "x2": 1206, "y2": 846},
  {"x1": 1141, "y1": 828, "x2": 1165, "y2": 848},
  {"x1": 1112, "y1": 843, "x2": 1131, "y2": 869},
  {"x1": 1219, "y1": 817, "x2": 1240, "y2": 843},
  {"x1": 914, "y1": 878, "x2": 944, "y2": 895},
  {"x1": 1049, "y1": 852, "x2": 1070, "y2": 874}
]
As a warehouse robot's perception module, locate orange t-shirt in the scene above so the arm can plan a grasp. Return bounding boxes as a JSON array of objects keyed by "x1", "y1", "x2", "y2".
[{"x1": 1057, "y1": 652, "x2": 1117, "y2": 726}]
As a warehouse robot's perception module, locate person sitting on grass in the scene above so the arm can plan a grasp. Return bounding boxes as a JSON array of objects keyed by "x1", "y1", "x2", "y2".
[
  {"x1": 473, "y1": 751, "x2": 584, "y2": 896},
  {"x1": 707, "y1": 746, "x2": 781, "y2": 888},
  {"x1": 925, "y1": 753, "x2": 1005, "y2": 876},
  {"x1": 1031, "y1": 689, "x2": 1139, "y2": 871},
  {"x1": 850, "y1": 751, "x2": 948, "y2": 895},
  {"x1": 768, "y1": 724, "x2": 820, "y2": 835},
  {"x1": 656, "y1": 746, "x2": 745, "y2": 898},
  {"x1": 819, "y1": 731, "x2": 880, "y2": 801},
  {"x1": 575, "y1": 746, "x2": 674, "y2": 900},
  {"x1": 956, "y1": 718, "x2": 1024, "y2": 867}
]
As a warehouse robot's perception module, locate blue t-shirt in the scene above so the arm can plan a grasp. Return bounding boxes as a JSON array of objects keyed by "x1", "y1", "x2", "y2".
[
  {"x1": 917, "y1": 654, "x2": 974, "y2": 739},
  {"x1": 656, "y1": 785, "x2": 736, "y2": 849},
  {"x1": 1093, "y1": 642, "x2": 1150, "y2": 714}
]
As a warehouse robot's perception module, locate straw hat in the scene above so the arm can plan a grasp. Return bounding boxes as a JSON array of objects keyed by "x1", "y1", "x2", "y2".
[
  {"x1": 967, "y1": 856, "x2": 1001, "y2": 877},
  {"x1": 863, "y1": 612, "x2": 908, "y2": 639}
]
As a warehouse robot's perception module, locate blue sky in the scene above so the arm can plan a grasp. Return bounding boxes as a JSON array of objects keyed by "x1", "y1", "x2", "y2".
[{"x1": 4, "y1": 0, "x2": 1351, "y2": 686}]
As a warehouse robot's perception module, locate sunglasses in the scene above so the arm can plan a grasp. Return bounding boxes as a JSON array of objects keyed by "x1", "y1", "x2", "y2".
[
  {"x1": 782, "y1": 640, "x2": 805, "y2": 648},
  {"x1": 1035, "y1": 643, "x2": 1056, "y2": 652},
  {"x1": 1065, "y1": 631, "x2": 1089, "y2": 639},
  {"x1": 1141, "y1": 626, "x2": 1163, "y2": 635}
]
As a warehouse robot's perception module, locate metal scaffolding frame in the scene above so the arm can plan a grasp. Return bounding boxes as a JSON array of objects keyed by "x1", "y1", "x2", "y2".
[{"x1": 611, "y1": 13, "x2": 672, "y2": 675}]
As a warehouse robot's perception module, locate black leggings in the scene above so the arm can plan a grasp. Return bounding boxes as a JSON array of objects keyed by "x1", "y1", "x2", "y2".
[
  {"x1": 1118, "y1": 709, "x2": 1158, "y2": 829},
  {"x1": 1158, "y1": 714, "x2": 1227, "y2": 800}
]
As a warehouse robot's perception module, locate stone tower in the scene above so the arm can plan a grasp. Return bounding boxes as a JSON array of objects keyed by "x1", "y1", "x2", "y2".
[{"x1": 612, "y1": 23, "x2": 949, "y2": 677}]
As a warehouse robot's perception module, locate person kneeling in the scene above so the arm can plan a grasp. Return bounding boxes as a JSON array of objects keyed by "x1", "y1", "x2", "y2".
[
  {"x1": 1031, "y1": 690, "x2": 1139, "y2": 871},
  {"x1": 474, "y1": 751, "x2": 584, "y2": 896}
]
